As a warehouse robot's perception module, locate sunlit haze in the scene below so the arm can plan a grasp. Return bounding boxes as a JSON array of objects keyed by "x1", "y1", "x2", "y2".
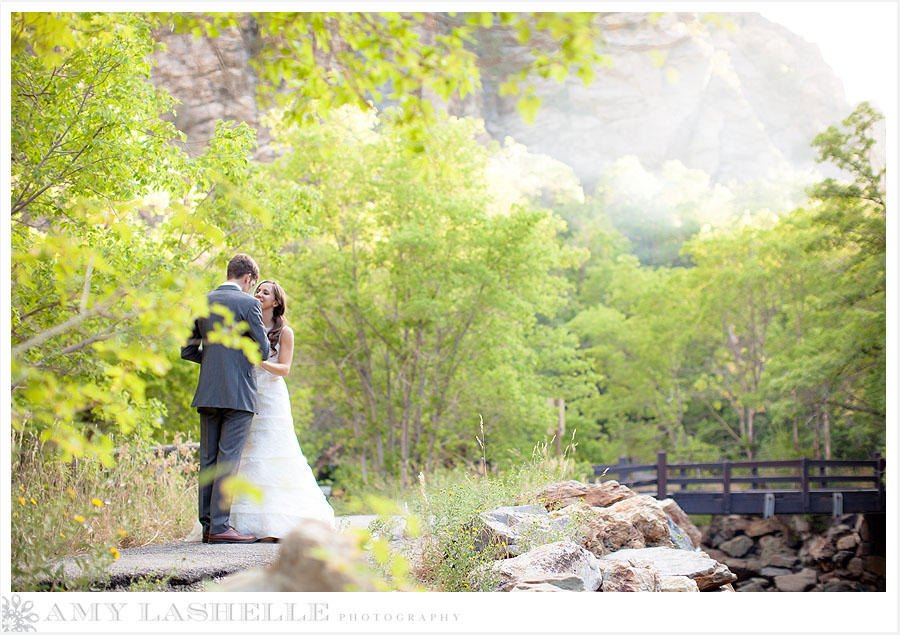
[{"x1": 759, "y1": 2, "x2": 897, "y2": 111}]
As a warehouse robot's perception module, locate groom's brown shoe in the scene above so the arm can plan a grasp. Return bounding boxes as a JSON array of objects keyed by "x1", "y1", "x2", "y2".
[
  {"x1": 202, "y1": 533, "x2": 209, "y2": 544},
  {"x1": 208, "y1": 527, "x2": 257, "y2": 544}
]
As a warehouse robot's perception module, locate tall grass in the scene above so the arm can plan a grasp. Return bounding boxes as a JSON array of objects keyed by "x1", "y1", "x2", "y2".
[
  {"x1": 10, "y1": 433, "x2": 196, "y2": 590},
  {"x1": 403, "y1": 427, "x2": 588, "y2": 591}
]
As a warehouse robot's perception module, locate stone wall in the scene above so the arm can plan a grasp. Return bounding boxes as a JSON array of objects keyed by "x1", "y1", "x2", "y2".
[{"x1": 700, "y1": 513, "x2": 886, "y2": 592}]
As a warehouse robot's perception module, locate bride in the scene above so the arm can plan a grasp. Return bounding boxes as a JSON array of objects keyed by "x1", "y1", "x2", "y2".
[{"x1": 228, "y1": 279, "x2": 335, "y2": 540}]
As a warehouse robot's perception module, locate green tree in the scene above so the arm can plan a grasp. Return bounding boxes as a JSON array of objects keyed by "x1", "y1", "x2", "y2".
[
  {"x1": 261, "y1": 108, "x2": 587, "y2": 483},
  {"x1": 10, "y1": 12, "x2": 277, "y2": 460},
  {"x1": 765, "y1": 103, "x2": 886, "y2": 458}
]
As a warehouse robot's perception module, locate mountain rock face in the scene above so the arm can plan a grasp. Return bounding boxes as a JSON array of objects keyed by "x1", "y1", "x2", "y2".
[
  {"x1": 472, "y1": 12, "x2": 853, "y2": 187},
  {"x1": 149, "y1": 12, "x2": 861, "y2": 186}
]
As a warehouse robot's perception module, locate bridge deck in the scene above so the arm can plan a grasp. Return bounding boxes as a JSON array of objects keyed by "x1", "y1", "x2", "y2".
[
  {"x1": 663, "y1": 488, "x2": 883, "y2": 515},
  {"x1": 594, "y1": 451, "x2": 885, "y2": 515}
]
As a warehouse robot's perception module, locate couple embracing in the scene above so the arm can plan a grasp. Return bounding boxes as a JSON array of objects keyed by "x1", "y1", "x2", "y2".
[{"x1": 181, "y1": 254, "x2": 334, "y2": 544}]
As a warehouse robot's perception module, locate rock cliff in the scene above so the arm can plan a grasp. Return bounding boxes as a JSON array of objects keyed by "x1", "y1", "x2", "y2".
[{"x1": 148, "y1": 12, "x2": 868, "y2": 188}]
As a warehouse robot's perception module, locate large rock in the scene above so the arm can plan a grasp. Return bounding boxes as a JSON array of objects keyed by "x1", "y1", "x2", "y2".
[
  {"x1": 536, "y1": 480, "x2": 636, "y2": 509},
  {"x1": 736, "y1": 580, "x2": 770, "y2": 592},
  {"x1": 745, "y1": 517, "x2": 789, "y2": 538},
  {"x1": 702, "y1": 547, "x2": 729, "y2": 563},
  {"x1": 826, "y1": 523, "x2": 852, "y2": 540},
  {"x1": 855, "y1": 516, "x2": 871, "y2": 542},
  {"x1": 821, "y1": 580, "x2": 867, "y2": 592},
  {"x1": 808, "y1": 536, "x2": 837, "y2": 561},
  {"x1": 666, "y1": 516, "x2": 696, "y2": 551},
  {"x1": 719, "y1": 534, "x2": 754, "y2": 558},
  {"x1": 478, "y1": 541, "x2": 604, "y2": 592},
  {"x1": 835, "y1": 534, "x2": 859, "y2": 551},
  {"x1": 791, "y1": 516, "x2": 812, "y2": 535},
  {"x1": 597, "y1": 558, "x2": 661, "y2": 592},
  {"x1": 758, "y1": 566, "x2": 793, "y2": 578},
  {"x1": 757, "y1": 533, "x2": 788, "y2": 555},
  {"x1": 757, "y1": 534, "x2": 799, "y2": 568},
  {"x1": 510, "y1": 573, "x2": 585, "y2": 592},
  {"x1": 831, "y1": 550, "x2": 855, "y2": 568},
  {"x1": 601, "y1": 547, "x2": 736, "y2": 591},
  {"x1": 846, "y1": 557, "x2": 865, "y2": 578},
  {"x1": 723, "y1": 557, "x2": 760, "y2": 581},
  {"x1": 864, "y1": 556, "x2": 886, "y2": 577},
  {"x1": 774, "y1": 568, "x2": 818, "y2": 592},
  {"x1": 761, "y1": 552, "x2": 799, "y2": 569},
  {"x1": 659, "y1": 499, "x2": 702, "y2": 547},
  {"x1": 212, "y1": 519, "x2": 377, "y2": 591},
  {"x1": 659, "y1": 575, "x2": 700, "y2": 592},
  {"x1": 560, "y1": 505, "x2": 646, "y2": 557},
  {"x1": 471, "y1": 505, "x2": 571, "y2": 556},
  {"x1": 702, "y1": 515, "x2": 749, "y2": 547},
  {"x1": 607, "y1": 496, "x2": 672, "y2": 547}
]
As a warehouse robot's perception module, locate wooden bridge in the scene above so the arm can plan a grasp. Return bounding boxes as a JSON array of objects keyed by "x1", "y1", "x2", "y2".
[{"x1": 593, "y1": 451, "x2": 886, "y2": 517}]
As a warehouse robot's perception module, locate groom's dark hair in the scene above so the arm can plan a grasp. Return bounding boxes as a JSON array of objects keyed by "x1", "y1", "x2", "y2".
[{"x1": 226, "y1": 253, "x2": 259, "y2": 281}]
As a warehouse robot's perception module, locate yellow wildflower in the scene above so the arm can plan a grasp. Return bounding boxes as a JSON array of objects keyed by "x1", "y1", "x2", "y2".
[
  {"x1": 91, "y1": 498, "x2": 103, "y2": 507},
  {"x1": 30, "y1": 497, "x2": 37, "y2": 505},
  {"x1": 19, "y1": 485, "x2": 25, "y2": 492},
  {"x1": 13, "y1": 512, "x2": 19, "y2": 518},
  {"x1": 74, "y1": 515, "x2": 85, "y2": 523},
  {"x1": 60, "y1": 532, "x2": 66, "y2": 538},
  {"x1": 18, "y1": 497, "x2": 26, "y2": 505},
  {"x1": 118, "y1": 529, "x2": 128, "y2": 538},
  {"x1": 110, "y1": 547, "x2": 120, "y2": 559}
]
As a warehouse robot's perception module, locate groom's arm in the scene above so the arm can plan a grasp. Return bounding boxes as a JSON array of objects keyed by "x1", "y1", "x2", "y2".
[
  {"x1": 180, "y1": 318, "x2": 203, "y2": 364},
  {"x1": 247, "y1": 301, "x2": 270, "y2": 362}
]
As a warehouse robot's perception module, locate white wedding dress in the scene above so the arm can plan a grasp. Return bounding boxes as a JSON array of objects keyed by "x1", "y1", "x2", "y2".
[{"x1": 227, "y1": 331, "x2": 335, "y2": 539}]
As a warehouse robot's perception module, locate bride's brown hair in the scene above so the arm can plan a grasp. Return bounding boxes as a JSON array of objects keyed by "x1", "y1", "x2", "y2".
[{"x1": 256, "y1": 280, "x2": 287, "y2": 356}]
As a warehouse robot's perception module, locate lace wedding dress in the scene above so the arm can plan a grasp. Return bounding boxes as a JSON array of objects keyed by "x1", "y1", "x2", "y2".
[{"x1": 227, "y1": 333, "x2": 335, "y2": 539}]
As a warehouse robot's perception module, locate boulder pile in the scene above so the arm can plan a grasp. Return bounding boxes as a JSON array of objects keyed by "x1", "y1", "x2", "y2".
[
  {"x1": 465, "y1": 480, "x2": 737, "y2": 592},
  {"x1": 700, "y1": 513, "x2": 886, "y2": 592}
]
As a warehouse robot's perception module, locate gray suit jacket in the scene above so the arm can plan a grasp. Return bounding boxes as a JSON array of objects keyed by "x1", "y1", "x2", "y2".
[{"x1": 181, "y1": 284, "x2": 270, "y2": 412}]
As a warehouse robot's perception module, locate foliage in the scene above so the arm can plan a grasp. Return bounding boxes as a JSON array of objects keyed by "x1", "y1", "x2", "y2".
[
  {"x1": 259, "y1": 107, "x2": 590, "y2": 483},
  {"x1": 10, "y1": 11, "x2": 292, "y2": 460},
  {"x1": 564, "y1": 103, "x2": 885, "y2": 462},
  {"x1": 168, "y1": 11, "x2": 613, "y2": 133},
  {"x1": 407, "y1": 436, "x2": 582, "y2": 591},
  {"x1": 10, "y1": 434, "x2": 196, "y2": 590}
]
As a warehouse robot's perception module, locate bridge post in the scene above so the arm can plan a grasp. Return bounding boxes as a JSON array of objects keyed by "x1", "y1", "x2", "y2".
[
  {"x1": 723, "y1": 460, "x2": 731, "y2": 514},
  {"x1": 616, "y1": 457, "x2": 628, "y2": 484},
  {"x1": 873, "y1": 451, "x2": 885, "y2": 512},
  {"x1": 800, "y1": 457, "x2": 809, "y2": 513},
  {"x1": 656, "y1": 451, "x2": 667, "y2": 500}
]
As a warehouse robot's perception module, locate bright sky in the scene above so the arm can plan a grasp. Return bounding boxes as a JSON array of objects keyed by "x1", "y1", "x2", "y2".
[{"x1": 757, "y1": 2, "x2": 897, "y2": 111}]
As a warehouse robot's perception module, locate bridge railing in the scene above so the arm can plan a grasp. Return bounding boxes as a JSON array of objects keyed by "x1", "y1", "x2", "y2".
[{"x1": 593, "y1": 451, "x2": 885, "y2": 515}]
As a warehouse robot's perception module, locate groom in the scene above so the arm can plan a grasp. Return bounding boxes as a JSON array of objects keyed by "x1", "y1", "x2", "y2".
[{"x1": 181, "y1": 253, "x2": 270, "y2": 544}]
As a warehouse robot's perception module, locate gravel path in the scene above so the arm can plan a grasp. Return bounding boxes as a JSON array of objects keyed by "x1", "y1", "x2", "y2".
[{"x1": 56, "y1": 515, "x2": 391, "y2": 591}]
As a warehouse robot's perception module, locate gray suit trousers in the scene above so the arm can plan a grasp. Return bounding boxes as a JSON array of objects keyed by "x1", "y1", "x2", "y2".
[{"x1": 198, "y1": 407, "x2": 253, "y2": 535}]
